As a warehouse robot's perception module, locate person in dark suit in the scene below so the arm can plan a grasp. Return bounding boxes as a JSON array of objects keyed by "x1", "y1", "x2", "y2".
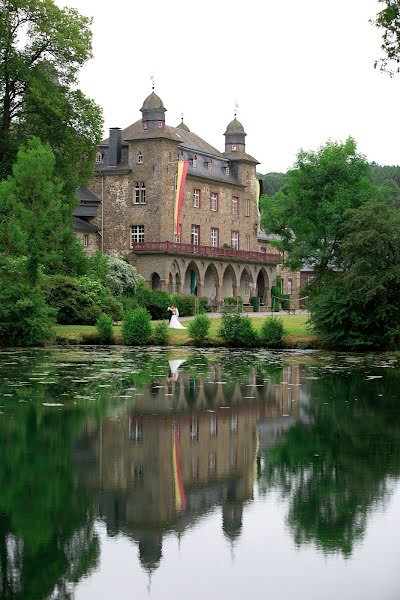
[{"x1": 167, "y1": 306, "x2": 174, "y2": 323}]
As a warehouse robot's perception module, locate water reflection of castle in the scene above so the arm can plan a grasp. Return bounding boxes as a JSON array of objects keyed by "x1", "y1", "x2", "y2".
[{"x1": 75, "y1": 363, "x2": 306, "y2": 574}]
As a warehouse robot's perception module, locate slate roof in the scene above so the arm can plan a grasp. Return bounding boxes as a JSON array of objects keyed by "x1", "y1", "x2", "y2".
[
  {"x1": 224, "y1": 117, "x2": 246, "y2": 136},
  {"x1": 73, "y1": 217, "x2": 100, "y2": 232},
  {"x1": 223, "y1": 151, "x2": 259, "y2": 164},
  {"x1": 140, "y1": 92, "x2": 166, "y2": 112}
]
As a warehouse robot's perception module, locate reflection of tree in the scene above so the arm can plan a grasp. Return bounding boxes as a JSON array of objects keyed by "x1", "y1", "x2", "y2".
[
  {"x1": 258, "y1": 369, "x2": 400, "y2": 557},
  {"x1": 0, "y1": 355, "x2": 101, "y2": 600}
]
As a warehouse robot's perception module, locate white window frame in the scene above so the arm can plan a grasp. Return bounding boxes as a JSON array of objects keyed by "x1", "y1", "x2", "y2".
[
  {"x1": 231, "y1": 144, "x2": 237, "y2": 151},
  {"x1": 95, "y1": 151, "x2": 103, "y2": 163},
  {"x1": 232, "y1": 196, "x2": 238, "y2": 216},
  {"x1": 193, "y1": 188, "x2": 200, "y2": 208},
  {"x1": 137, "y1": 151, "x2": 143, "y2": 164},
  {"x1": 210, "y1": 192, "x2": 218, "y2": 212},
  {"x1": 130, "y1": 225, "x2": 145, "y2": 246},
  {"x1": 211, "y1": 227, "x2": 219, "y2": 248},
  {"x1": 134, "y1": 182, "x2": 146, "y2": 204},
  {"x1": 231, "y1": 230, "x2": 239, "y2": 250},
  {"x1": 191, "y1": 225, "x2": 200, "y2": 246},
  {"x1": 83, "y1": 234, "x2": 89, "y2": 248}
]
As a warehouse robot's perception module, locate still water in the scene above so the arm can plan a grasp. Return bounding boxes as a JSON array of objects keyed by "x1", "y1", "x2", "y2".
[{"x1": 1, "y1": 347, "x2": 400, "y2": 600}]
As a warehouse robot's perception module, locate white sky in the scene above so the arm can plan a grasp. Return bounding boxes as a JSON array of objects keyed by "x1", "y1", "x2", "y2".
[{"x1": 58, "y1": 0, "x2": 400, "y2": 173}]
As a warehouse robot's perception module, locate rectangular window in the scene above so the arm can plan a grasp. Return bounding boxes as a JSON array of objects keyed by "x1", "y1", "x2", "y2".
[
  {"x1": 245, "y1": 234, "x2": 250, "y2": 251},
  {"x1": 287, "y1": 278, "x2": 293, "y2": 295},
  {"x1": 130, "y1": 225, "x2": 145, "y2": 246},
  {"x1": 225, "y1": 166, "x2": 229, "y2": 176},
  {"x1": 83, "y1": 234, "x2": 89, "y2": 248},
  {"x1": 174, "y1": 223, "x2": 182, "y2": 243},
  {"x1": 193, "y1": 188, "x2": 200, "y2": 208},
  {"x1": 232, "y1": 196, "x2": 239, "y2": 215},
  {"x1": 191, "y1": 225, "x2": 200, "y2": 246},
  {"x1": 245, "y1": 198, "x2": 250, "y2": 217},
  {"x1": 134, "y1": 182, "x2": 146, "y2": 204},
  {"x1": 210, "y1": 192, "x2": 218, "y2": 211},
  {"x1": 207, "y1": 161, "x2": 212, "y2": 172},
  {"x1": 211, "y1": 227, "x2": 219, "y2": 248},
  {"x1": 231, "y1": 230, "x2": 239, "y2": 250}
]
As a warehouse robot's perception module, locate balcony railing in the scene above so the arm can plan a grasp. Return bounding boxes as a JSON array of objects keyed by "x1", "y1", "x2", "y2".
[{"x1": 131, "y1": 241, "x2": 281, "y2": 264}]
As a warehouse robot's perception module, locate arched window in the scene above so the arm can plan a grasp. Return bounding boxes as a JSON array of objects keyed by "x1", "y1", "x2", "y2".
[
  {"x1": 137, "y1": 151, "x2": 143, "y2": 164},
  {"x1": 96, "y1": 151, "x2": 103, "y2": 163}
]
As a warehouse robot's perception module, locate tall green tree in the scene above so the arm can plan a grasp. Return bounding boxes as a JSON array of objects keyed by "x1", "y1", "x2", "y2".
[
  {"x1": 372, "y1": 0, "x2": 400, "y2": 76},
  {"x1": 0, "y1": 137, "x2": 87, "y2": 281},
  {"x1": 260, "y1": 138, "x2": 381, "y2": 275},
  {"x1": 0, "y1": 0, "x2": 102, "y2": 195}
]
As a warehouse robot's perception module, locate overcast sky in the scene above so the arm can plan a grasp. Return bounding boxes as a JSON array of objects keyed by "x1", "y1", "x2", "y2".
[{"x1": 58, "y1": 0, "x2": 400, "y2": 173}]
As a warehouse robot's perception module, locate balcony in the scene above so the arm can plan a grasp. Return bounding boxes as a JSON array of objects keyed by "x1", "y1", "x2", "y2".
[{"x1": 131, "y1": 241, "x2": 281, "y2": 264}]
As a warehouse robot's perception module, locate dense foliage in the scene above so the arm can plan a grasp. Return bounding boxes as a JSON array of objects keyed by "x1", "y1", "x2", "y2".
[
  {"x1": 372, "y1": 0, "x2": 400, "y2": 76},
  {"x1": 259, "y1": 317, "x2": 286, "y2": 348},
  {"x1": 187, "y1": 314, "x2": 211, "y2": 345},
  {"x1": 309, "y1": 199, "x2": 400, "y2": 348},
  {"x1": 122, "y1": 308, "x2": 152, "y2": 345},
  {"x1": 0, "y1": 0, "x2": 102, "y2": 192},
  {"x1": 96, "y1": 313, "x2": 114, "y2": 344},
  {"x1": 219, "y1": 312, "x2": 258, "y2": 347},
  {"x1": 152, "y1": 321, "x2": 170, "y2": 346}
]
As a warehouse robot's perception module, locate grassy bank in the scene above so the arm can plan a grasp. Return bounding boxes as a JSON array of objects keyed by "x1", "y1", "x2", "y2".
[{"x1": 53, "y1": 314, "x2": 319, "y2": 348}]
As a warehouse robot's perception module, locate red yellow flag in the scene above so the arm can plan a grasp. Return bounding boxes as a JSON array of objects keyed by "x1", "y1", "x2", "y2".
[{"x1": 174, "y1": 160, "x2": 189, "y2": 237}]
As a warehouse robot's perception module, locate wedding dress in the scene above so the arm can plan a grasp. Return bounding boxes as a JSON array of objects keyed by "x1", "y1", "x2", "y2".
[{"x1": 169, "y1": 308, "x2": 186, "y2": 329}]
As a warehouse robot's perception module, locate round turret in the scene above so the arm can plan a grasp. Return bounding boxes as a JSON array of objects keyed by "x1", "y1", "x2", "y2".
[
  {"x1": 140, "y1": 91, "x2": 167, "y2": 131},
  {"x1": 224, "y1": 116, "x2": 246, "y2": 153}
]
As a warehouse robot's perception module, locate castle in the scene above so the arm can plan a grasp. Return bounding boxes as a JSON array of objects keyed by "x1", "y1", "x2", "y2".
[{"x1": 74, "y1": 89, "x2": 281, "y2": 307}]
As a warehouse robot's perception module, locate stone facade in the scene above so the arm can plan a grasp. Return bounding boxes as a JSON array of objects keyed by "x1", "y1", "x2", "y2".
[{"x1": 84, "y1": 90, "x2": 281, "y2": 305}]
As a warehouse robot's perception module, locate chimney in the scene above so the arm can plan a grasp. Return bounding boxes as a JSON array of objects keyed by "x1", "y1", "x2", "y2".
[{"x1": 108, "y1": 127, "x2": 121, "y2": 166}]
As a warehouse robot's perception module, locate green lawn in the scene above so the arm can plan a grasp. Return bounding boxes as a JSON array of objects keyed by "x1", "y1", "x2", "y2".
[{"x1": 53, "y1": 313, "x2": 315, "y2": 347}]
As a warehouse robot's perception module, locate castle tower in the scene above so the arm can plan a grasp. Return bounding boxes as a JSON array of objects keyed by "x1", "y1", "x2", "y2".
[
  {"x1": 224, "y1": 116, "x2": 246, "y2": 153},
  {"x1": 140, "y1": 91, "x2": 167, "y2": 131}
]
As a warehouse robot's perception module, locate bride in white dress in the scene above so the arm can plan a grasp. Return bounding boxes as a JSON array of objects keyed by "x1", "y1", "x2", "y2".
[{"x1": 168, "y1": 306, "x2": 186, "y2": 329}]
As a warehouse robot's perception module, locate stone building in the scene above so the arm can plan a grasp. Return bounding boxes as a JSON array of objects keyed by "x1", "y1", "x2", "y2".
[{"x1": 81, "y1": 90, "x2": 281, "y2": 306}]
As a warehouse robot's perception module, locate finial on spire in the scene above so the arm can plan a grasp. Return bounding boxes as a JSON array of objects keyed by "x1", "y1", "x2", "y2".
[
  {"x1": 150, "y1": 73, "x2": 155, "y2": 91},
  {"x1": 234, "y1": 100, "x2": 239, "y2": 118},
  {"x1": 181, "y1": 112, "x2": 184, "y2": 122}
]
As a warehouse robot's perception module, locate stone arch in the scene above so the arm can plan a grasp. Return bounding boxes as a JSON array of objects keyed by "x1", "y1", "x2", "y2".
[
  {"x1": 203, "y1": 263, "x2": 220, "y2": 305},
  {"x1": 239, "y1": 267, "x2": 254, "y2": 303},
  {"x1": 183, "y1": 261, "x2": 202, "y2": 295},
  {"x1": 171, "y1": 260, "x2": 182, "y2": 293},
  {"x1": 256, "y1": 267, "x2": 270, "y2": 306},
  {"x1": 221, "y1": 264, "x2": 237, "y2": 299},
  {"x1": 151, "y1": 272, "x2": 161, "y2": 290}
]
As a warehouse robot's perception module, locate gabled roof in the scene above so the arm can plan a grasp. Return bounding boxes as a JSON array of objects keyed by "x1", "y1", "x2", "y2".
[
  {"x1": 77, "y1": 186, "x2": 101, "y2": 205},
  {"x1": 73, "y1": 217, "x2": 100, "y2": 232}
]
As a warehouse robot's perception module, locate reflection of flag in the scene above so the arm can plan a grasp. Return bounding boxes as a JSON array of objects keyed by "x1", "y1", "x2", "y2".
[
  {"x1": 173, "y1": 430, "x2": 186, "y2": 511},
  {"x1": 174, "y1": 160, "x2": 189, "y2": 236}
]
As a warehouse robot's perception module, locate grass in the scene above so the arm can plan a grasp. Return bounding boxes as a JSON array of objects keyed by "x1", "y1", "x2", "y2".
[{"x1": 53, "y1": 313, "x2": 317, "y2": 347}]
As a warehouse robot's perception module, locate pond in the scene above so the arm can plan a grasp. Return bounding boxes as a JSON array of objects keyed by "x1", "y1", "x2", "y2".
[{"x1": 1, "y1": 346, "x2": 400, "y2": 600}]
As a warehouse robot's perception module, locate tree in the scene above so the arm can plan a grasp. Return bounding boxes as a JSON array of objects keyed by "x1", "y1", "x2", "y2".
[
  {"x1": 0, "y1": 0, "x2": 102, "y2": 193},
  {"x1": 372, "y1": 0, "x2": 400, "y2": 76},
  {"x1": 260, "y1": 138, "x2": 381, "y2": 275},
  {"x1": 309, "y1": 199, "x2": 400, "y2": 349},
  {"x1": 0, "y1": 137, "x2": 87, "y2": 281}
]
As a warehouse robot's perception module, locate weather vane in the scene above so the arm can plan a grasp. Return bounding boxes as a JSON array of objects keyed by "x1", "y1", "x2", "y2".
[
  {"x1": 234, "y1": 100, "x2": 239, "y2": 118},
  {"x1": 150, "y1": 73, "x2": 155, "y2": 91}
]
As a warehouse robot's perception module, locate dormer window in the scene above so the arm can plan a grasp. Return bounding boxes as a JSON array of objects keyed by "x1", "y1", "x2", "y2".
[
  {"x1": 143, "y1": 122, "x2": 148, "y2": 130},
  {"x1": 231, "y1": 144, "x2": 237, "y2": 151},
  {"x1": 191, "y1": 155, "x2": 197, "y2": 168},
  {"x1": 207, "y1": 160, "x2": 212, "y2": 172},
  {"x1": 225, "y1": 166, "x2": 229, "y2": 176},
  {"x1": 157, "y1": 120, "x2": 163, "y2": 128},
  {"x1": 137, "y1": 151, "x2": 143, "y2": 164},
  {"x1": 96, "y1": 151, "x2": 103, "y2": 163}
]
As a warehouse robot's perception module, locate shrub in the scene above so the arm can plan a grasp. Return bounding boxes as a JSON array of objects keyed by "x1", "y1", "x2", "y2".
[
  {"x1": 122, "y1": 308, "x2": 152, "y2": 345},
  {"x1": 281, "y1": 294, "x2": 291, "y2": 311},
  {"x1": 100, "y1": 295, "x2": 123, "y2": 321},
  {"x1": 198, "y1": 296, "x2": 211, "y2": 313},
  {"x1": 152, "y1": 321, "x2": 170, "y2": 345},
  {"x1": 250, "y1": 296, "x2": 260, "y2": 312},
  {"x1": 0, "y1": 259, "x2": 55, "y2": 347},
  {"x1": 41, "y1": 275, "x2": 83, "y2": 324},
  {"x1": 219, "y1": 312, "x2": 258, "y2": 347},
  {"x1": 170, "y1": 293, "x2": 196, "y2": 317},
  {"x1": 142, "y1": 289, "x2": 171, "y2": 320},
  {"x1": 96, "y1": 313, "x2": 114, "y2": 344},
  {"x1": 188, "y1": 314, "x2": 211, "y2": 345},
  {"x1": 79, "y1": 303, "x2": 103, "y2": 325},
  {"x1": 260, "y1": 317, "x2": 286, "y2": 348},
  {"x1": 223, "y1": 296, "x2": 243, "y2": 312}
]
